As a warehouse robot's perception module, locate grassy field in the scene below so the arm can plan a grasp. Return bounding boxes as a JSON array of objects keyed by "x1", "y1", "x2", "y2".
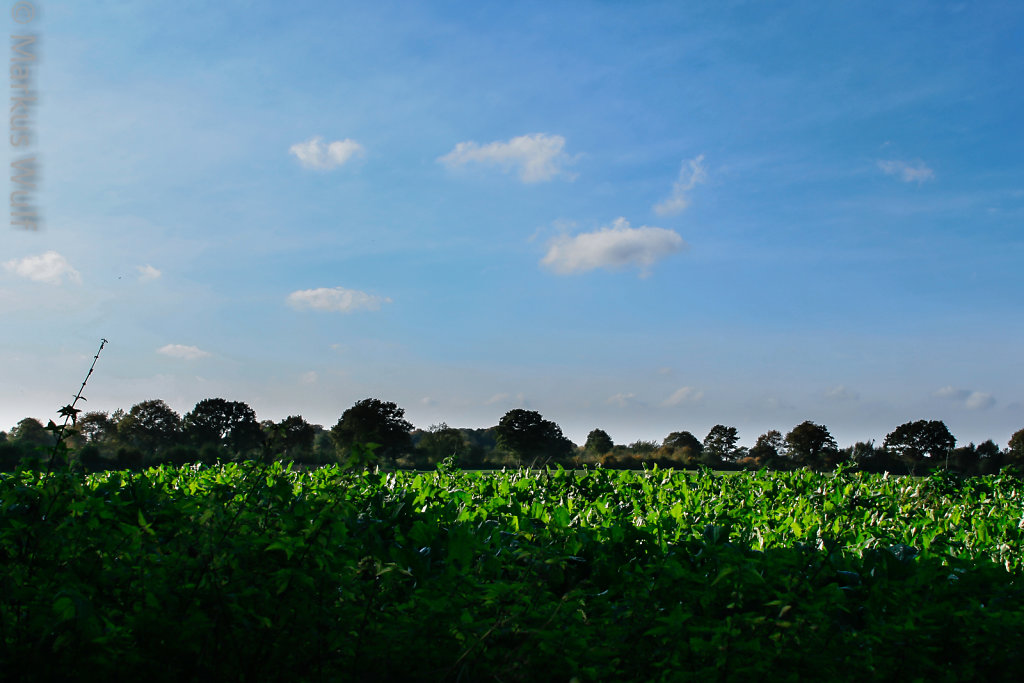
[{"x1": 3, "y1": 461, "x2": 1023, "y2": 681}]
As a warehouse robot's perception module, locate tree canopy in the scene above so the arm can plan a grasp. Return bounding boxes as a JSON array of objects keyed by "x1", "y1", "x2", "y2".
[
  {"x1": 784, "y1": 421, "x2": 837, "y2": 469},
  {"x1": 495, "y1": 409, "x2": 574, "y2": 464},
  {"x1": 883, "y1": 420, "x2": 956, "y2": 472},
  {"x1": 330, "y1": 398, "x2": 413, "y2": 466}
]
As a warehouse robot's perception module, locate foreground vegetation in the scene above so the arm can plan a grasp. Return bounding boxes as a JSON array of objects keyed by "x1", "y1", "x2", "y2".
[{"x1": 3, "y1": 457, "x2": 1023, "y2": 681}]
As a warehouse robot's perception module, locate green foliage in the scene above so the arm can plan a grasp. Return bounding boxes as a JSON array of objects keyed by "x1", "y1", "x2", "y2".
[
  {"x1": 703, "y1": 424, "x2": 740, "y2": 463},
  {"x1": 584, "y1": 428, "x2": 614, "y2": 455},
  {"x1": 884, "y1": 419, "x2": 957, "y2": 474},
  {"x1": 117, "y1": 399, "x2": 183, "y2": 458},
  {"x1": 330, "y1": 398, "x2": 413, "y2": 466},
  {"x1": 183, "y1": 398, "x2": 262, "y2": 455},
  {"x1": 4, "y1": 462, "x2": 1024, "y2": 680},
  {"x1": 785, "y1": 421, "x2": 839, "y2": 470},
  {"x1": 495, "y1": 409, "x2": 574, "y2": 465}
]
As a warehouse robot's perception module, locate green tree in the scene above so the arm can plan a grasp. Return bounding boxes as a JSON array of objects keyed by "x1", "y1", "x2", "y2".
[
  {"x1": 183, "y1": 398, "x2": 262, "y2": 457},
  {"x1": 662, "y1": 430, "x2": 703, "y2": 467},
  {"x1": 330, "y1": 398, "x2": 413, "y2": 467},
  {"x1": 784, "y1": 421, "x2": 838, "y2": 470},
  {"x1": 883, "y1": 420, "x2": 955, "y2": 474},
  {"x1": 746, "y1": 430, "x2": 784, "y2": 469},
  {"x1": 77, "y1": 411, "x2": 116, "y2": 445},
  {"x1": 264, "y1": 415, "x2": 317, "y2": 462},
  {"x1": 495, "y1": 409, "x2": 574, "y2": 465},
  {"x1": 9, "y1": 417, "x2": 54, "y2": 449},
  {"x1": 1004, "y1": 429, "x2": 1024, "y2": 472},
  {"x1": 583, "y1": 428, "x2": 614, "y2": 455},
  {"x1": 415, "y1": 423, "x2": 466, "y2": 468},
  {"x1": 703, "y1": 425, "x2": 740, "y2": 462},
  {"x1": 118, "y1": 400, "x2": 183, "y2": 459}
]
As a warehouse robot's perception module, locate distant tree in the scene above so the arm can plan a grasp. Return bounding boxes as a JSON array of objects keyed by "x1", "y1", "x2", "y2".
[
  {"x1": 330, "y1": 398, "x2": 413, "y2": 467},
  {"x1": 883, "y1": 420, "x2": 955, "y2": 474},
  {"x1": 744, "y1": 430, "x2": 784, "y2": 469},
  {"x1": 628, "y1": 440, "x2": 659, "y2": 455},
  {"x1": 703, "y1": 425, "x2": 740, "y2": 463},
  {"x1": 415, "y1": 423, "x2": 466, "y2": 468},
  {"x1": 78, "y1": 411, "x2": 116, "y2": 443},
  {"x1": 9, "y1": 417, "x2": 54, "y2": 449},
  {"x1": 118, "y1": 400, "x2": 183, "y2": 458},
  {"x1": 662, "y1": 431, "x2": 703, "y2": 467},
  {"x1": 583, "y1": 428, "x2": 614, "y2": 455},
  {"x1": 495, "y1": 409, "x2": 574, "y2": 465},
  {"x1": 263, "y1": 415, "x2": 317, "y2": 462},
  {"x1": 183, "y1": 398, "x2": 262, "y2": 457},
  {"x1": 785, "y1": 421, "x2": 838, "y2": 470},
  {"x1": 664, "y1": 431, "x2": 702, "y2": 453},
  {"x1": 1004, "y1": 429, "x2": 1024, "y2": 473},
  {"x1": 949, "y1": 443, "x2": 980, "y2": 475}
]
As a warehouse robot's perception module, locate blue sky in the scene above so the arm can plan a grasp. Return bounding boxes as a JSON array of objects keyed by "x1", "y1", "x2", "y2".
[{"x1": 3, "y1": 0, "x2": 1023, "y2": 448}]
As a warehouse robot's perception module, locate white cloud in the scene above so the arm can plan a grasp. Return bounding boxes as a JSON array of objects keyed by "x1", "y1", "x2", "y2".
[
  {"x1": 484, "y1": 392, "x2": 525, "y2": 406},
  {"x1": 136, "y1": 264, "x2": 161, "y2": 281},
  {"x1": 654, "y1": 154, "x2": 707, "y2": 216},
  {"x1": 289, "y1": 136, "x2": 364, "y2": 170},
  {"x1": 438, "y1": 133, "x2": 575, "y2": 183},
  {"x1": 3, "y1": 251, "x2": 81, "y2": 285},
  {"x1": 662, "y1": 386, "x2": 704, "y2": 407},
  {"x1": 157, "y1": 344, "x2": 211, "y2": 360},
  {"x1": 878, "y1": 159, "x2": 934, "y2": 184},
  {"x1": 605, "y1": 392, "x2": 637, "y2": 408},
  {"x1": 935, "y1": 385, "x2": 970, "y2": 400},
  {"x1": 966, "y1": 391, "x2": 995, "y2": 410},
  {"x1": 287, "y1": 287, "x2": 391, "y2": 313},
  {"x1": 299, "y1": 371, "x2": 318, "y2": 385},
  {"x1": 541, "y1": 217, "x2": 686, "y2": 276},
  {"x1": 934, "y1": 386, "x2": 995, "y2": 410},
  {"x1": 824, "y1": 385, "x2": 860, "y2": 402}
]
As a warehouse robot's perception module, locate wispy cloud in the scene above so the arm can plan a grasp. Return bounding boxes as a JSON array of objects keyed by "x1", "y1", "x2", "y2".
[
  {"x1": 824, "y1": 385, "x2": 859, "y2": 402},
  {"x1": 605, "y1": 392, "x2": 637, "y2": 408},
  {"x1": 3, "y1": 251, "x2": 81, "y2": 285},
  {"x1": 934, "y1": 386, "x2": 995, "y2": 410},
  {"x1": 654, "y1": 154, "x2": 707, "y2": 216},
  {"x1": 966, "y1": 392, "x2": 995, "y2": 410},
  {"x1": 157, "y1": 344, "x2": 211, "y2": 360},
  {"x1": 878, "y1": 159, "x2": 934, "y2": 184},
  {"x1": 136, "y1": 264, "x2": 161, "y2": 281},
  {"x1": 541, "y1": 217, "x2": 685, "y2": 276},
  {"x1": 299, "y1": 371, "x2": 318, "y2": 385},
  {"x1": 662, "y1": 386, "x2": 704, "y2": 407},
  {"x1": 438, "y1": 133, "x2": 576, "y2": 183},
  {"x1": 287, "y1": 287, "x2": 391, "y2": 313},
  {"x1": 289, "y1": 136, "x2": 364, "y2": 170}
]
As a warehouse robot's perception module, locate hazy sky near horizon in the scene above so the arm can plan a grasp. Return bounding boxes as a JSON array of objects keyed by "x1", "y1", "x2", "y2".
[{"x1": 3, "y1": 0, "x2": 1022, "y2": 448}]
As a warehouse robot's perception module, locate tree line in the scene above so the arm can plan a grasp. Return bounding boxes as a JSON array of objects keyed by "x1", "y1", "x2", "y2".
[{"x1": 2, "y1": 396, "x2": 1023, "y2": 476}]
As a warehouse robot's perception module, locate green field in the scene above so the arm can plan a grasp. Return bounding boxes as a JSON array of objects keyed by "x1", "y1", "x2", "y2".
[{"x1": 3, "y1": 461, "x2": 1023, "y2": 681}]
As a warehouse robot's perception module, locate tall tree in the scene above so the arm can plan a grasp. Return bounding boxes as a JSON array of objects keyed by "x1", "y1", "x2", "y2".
[
  {"x1": 415, "y1": 423, "x2": 466, "y2": 467},
  {"x1": 184, "y1": 398, "x2": 262, "y2": 456},
  {"x1": 495, "y1": 409, "x2": 574, "y2": 464},
  {"x1": 583, "y1": 428, "x2": 614, "y2": 455},
  {"x1": 785, "y1": 421, "x2": 837, "y2": 470},
  {"x1": 330, "y1": 398, "x2": 413, "y2": 467},
  {"x1": 703, "y1": 425, "x2": 740, "y2": 462},
  {"x1": 264, "y1": 415, "x2": 317, "y2": 461},
  {"x1": 118, "y1": 400, "x2": 182, "y2": 457},
  {"x1": 9, "y1": 417, "x2": 54, "y2": 448},
  {"x1": 748, "y1": 430, "x2": 784, "y2": 468},
  {"x1": 883, "y1": 420, "x2": 955, "y2": 473}
]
